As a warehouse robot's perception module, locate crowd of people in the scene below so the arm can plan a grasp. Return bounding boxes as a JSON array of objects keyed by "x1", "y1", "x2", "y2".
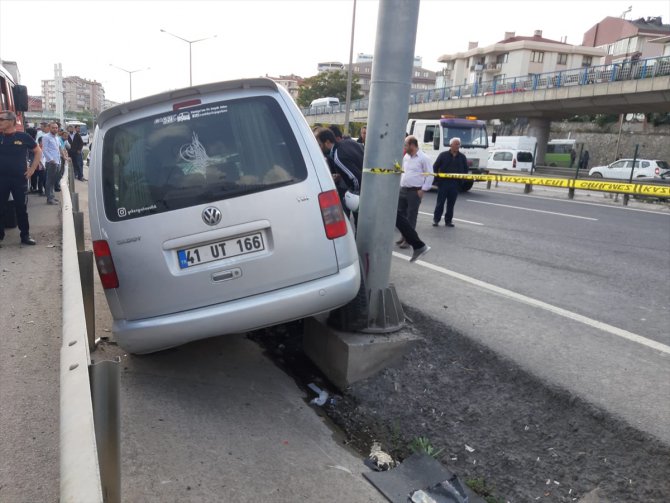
[{"x1": 0, "y1": 112, "x2": 87, "y2": 247}]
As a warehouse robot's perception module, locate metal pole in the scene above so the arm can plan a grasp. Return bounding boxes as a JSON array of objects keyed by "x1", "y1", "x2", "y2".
[
  {"x1": 343, "y1": 0, "x2": 357, "y2": 135},
  {"x1": 189, "y1": 42, "x2": 193, "y2": 87},
  {"x1": 355, "y1": 0, "x2": 420, "y2": 331},
  {"x1": 614, "y1": 113, "x2": 624, "y2": 161},
  {"x1": 624, "y1": 144, "x2": 639, "y2": 206},
  {"x1": 129, "y1": 73, "x2": 132, "y2": 101}
]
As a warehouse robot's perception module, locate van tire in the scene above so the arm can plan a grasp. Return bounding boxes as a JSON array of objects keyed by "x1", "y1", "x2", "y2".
[{"x1": 460, "y1": 181, "x2": 474, "y2": 192}]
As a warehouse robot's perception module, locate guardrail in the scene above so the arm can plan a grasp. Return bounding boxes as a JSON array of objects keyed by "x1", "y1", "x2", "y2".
[
  {"x1": 60, "y1": 165, "x2": 120, "y2": 503},
  {"x1": 302, "y1": 56, "x2": 670, "y2": 116}
]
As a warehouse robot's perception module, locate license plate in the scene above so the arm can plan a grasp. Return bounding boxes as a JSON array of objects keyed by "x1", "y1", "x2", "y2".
[{"x1": 177, "y1": 232, "x2": 265, "y2": 269}]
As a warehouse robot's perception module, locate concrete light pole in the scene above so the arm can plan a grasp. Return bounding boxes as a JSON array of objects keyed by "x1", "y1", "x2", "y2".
[
  {"x1": 109, "y1": 64, "x2": 149, "y2": 101},
  {"x1": 355, "y1": 0, "x2": 420, "y2": 331},
  {"x1": 160, "y1": 29, "x2": 217, "y2": 87}
]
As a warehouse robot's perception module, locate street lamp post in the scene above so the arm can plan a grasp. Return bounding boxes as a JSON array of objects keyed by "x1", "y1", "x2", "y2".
[
  {"x1": 160, "y1": 29, "x2": 217, "y2": 87},
  {"x1": 109, "y1": 64, "x2": 149, "y2": 101}
]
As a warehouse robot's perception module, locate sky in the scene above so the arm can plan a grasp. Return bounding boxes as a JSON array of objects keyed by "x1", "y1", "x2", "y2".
[{"x1": 1, "y1": 0, "x2": 669, "y2": 104}]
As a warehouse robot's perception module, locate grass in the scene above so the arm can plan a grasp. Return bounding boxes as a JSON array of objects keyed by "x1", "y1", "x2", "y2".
[{"x1": 409, "y1": 436, "x2": 444, "y2": 458}]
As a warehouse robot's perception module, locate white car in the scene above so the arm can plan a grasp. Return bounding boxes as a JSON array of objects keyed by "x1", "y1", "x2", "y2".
[
  {"x1": 588, "y1": 159, "x2": 670, "y2": 180},
  {"x1": 487, "y1": 149, "x2": 534, "y2": 171}
]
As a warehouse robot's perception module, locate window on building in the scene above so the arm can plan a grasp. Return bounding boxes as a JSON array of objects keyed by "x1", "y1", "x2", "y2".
[
  {"x1": 582, "y1": 56, "x2": 593, "y2": 67},
  {"x1": 530, "y1": 51, "x2": 544, "y2": 63},
  {"x1": 496, "y1": 53, "x2": 509, "y2": 64},
  {"x1": 557, "y1": 53, "x2": 568, "y2": 65}
]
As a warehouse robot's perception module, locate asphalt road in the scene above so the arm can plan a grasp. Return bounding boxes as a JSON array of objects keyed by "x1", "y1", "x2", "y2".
[{"x1": 391, "y1": 182, "x2": 670, "y2": 444}]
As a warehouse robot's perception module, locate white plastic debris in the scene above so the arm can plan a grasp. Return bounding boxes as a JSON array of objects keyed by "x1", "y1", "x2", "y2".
[
  {"x1": 464, "y1": 444, "x2": 475, "y2": 453},
  {"x1": 307, "y1": 383, "x2": 329, "y2": 406},
  {"x1": 368, "y1": 441, "x2": 395, "y2": 471}
]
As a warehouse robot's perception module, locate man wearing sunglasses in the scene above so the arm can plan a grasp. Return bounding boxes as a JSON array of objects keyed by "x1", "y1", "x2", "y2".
[{"x1": 0, "y1": 111, "x2": 42, "y2": 246}]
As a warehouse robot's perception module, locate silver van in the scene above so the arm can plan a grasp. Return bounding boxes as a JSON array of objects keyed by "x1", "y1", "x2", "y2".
[{"x1": 88, "y1": 78, "x2": 360, "y2": 354}]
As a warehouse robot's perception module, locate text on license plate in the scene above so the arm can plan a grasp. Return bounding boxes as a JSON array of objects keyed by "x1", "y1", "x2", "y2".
[{"x1": 177, "y1": 232, "x2": 265, "y2": 269}]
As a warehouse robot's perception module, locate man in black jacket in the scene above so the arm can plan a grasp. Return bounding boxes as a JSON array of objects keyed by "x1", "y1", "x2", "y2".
[
  {"x1": 432, "y1": 137, "x2": 468, "y2": 227},
  {"x1": 67, "y1": 125, "x2": 85, "y2": 181}
]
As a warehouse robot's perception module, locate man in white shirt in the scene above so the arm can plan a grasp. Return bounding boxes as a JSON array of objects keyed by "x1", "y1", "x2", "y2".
[
  {"x1": 396, "y1": 135, "x2": 433, "y2": 248},
  {"x1": 41, "y1": 122, "x2": 64, "y2": 205}
]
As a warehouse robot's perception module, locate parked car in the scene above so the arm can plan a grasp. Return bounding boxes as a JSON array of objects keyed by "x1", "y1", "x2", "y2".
[
  {"x1": 88, "y1": 78, "x2": 361, "y2": 354},
  {"x1": 487, "y1": 149, "x2": 534, "y2": 171},
  {"x1": 588, "y1": 159, "x2": 670, "y2": 180}
]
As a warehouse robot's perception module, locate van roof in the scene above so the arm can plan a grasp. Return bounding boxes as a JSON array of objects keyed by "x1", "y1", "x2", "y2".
[{"x1": 97, "y1": 78, "x2": 279, "y2": 128}]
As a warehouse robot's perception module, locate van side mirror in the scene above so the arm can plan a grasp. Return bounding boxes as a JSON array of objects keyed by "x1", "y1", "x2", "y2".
[
  {"x1": 13, "y1": 85, "x2": 29, "y2": 112},
  {"x1": 433, "y1": 135, "x2": 440, "y2": 150},
  {"x1": 491, "y1": 132, "x2": 497, "y2": 144}
]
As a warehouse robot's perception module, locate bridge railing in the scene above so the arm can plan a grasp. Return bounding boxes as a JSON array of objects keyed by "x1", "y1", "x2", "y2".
[{"x1": 301, "y1": 56, "x2": 670, "y2": 116}]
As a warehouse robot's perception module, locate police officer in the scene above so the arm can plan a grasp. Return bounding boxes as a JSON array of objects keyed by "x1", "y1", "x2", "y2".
[{"x1": 0, "y1": 111, "x2": 42, "y2": 246}]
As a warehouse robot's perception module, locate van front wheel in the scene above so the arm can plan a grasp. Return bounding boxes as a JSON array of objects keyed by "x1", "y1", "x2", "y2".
[{"x1": 460, "y1": 180, "x2": 474, "y2": 192}]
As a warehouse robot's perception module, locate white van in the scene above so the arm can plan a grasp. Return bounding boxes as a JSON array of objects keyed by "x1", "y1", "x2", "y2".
[
  {"x1": 309, "y1": 97, "x2": 340, "y2": 112},
  {"x1": 487, "y1": 149, "x2": 534, "y2": 171},
  {"x1": 88, "y1": 78, "x2": 360, "y2": 354},
  {"x1": 66, "y1": 120, "x2": 90, "y2": 144}
]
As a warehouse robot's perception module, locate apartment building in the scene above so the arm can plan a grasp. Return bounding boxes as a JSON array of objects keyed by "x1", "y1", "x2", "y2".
[
  {"x1": 316, "y1": 54, "x2": 436, "y2": 99},
  {"x1": 41, "y1": 76, "x2": 105, "y2": 115},
  {"x1": 266, "y1": 74, "x2": 303, "y2": 101},
  {"x1": 436, "y1": 30, "x2": 605, "y2": 89},
  {"x1": 582, "y1": 16, "x2": 670, "y2": 63}
]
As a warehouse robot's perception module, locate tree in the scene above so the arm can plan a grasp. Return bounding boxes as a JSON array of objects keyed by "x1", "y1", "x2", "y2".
[{"x1": 296, "y1": 70, "x2": 363, "y2": 107}]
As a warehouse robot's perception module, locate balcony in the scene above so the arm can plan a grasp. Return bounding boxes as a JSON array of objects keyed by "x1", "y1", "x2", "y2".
[{"x1": 484, "y1": 63, "x2": 502, "y2": 72}]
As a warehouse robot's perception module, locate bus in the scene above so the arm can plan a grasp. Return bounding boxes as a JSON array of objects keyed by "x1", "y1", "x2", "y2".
[
  {"x1": 545, "y1": 139, "x2": 585, "y2": 167},
  {"x1": 407, "y1": 116, "x2": 490, "y2": 191},
  {"x1": 0, "y1": 64, "x2": 29, "y2": 131}
]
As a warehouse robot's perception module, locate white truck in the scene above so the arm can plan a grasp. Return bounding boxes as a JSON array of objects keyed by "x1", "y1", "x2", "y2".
[{"x1": 406, "y1": 117, "x2": 490, "y2": 191}]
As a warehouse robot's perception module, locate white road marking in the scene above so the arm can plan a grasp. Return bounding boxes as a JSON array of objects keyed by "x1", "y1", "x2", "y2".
[
  {"x1": 418, "y1": 211, "x2": 484, "y2": 226},
  {"x1": 467, "y1": 200, "x2": 598, "y2": 220},
  {"x1": 471, "y1": 187, "x2": 670, "y2": 215},
  {"x1": 393, "y1": 251, "x2": 670, "y2": 355}
]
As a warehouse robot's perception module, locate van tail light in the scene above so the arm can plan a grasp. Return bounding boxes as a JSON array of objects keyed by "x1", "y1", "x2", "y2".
[
  {"x1": 318, "y1": 190, "x2": 348, "y2": 240},
  {"x1": 93, "y1": 240, "x2": 120, "y2": 289},
  {"x1": 513, "y1": 158, "x2": 517, "y2": 168}
]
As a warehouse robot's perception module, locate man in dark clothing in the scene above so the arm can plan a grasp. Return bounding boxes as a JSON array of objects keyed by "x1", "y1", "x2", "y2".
[
  {"x1": 68, "y1": 125, "x2": 85, "y2": 181},
  {"x1": 0, "y1": 111, "x2": 42, "y2": 246},
  {"x1": 315, "y1": 128, "x2": 430, "y2": 262},
  {"x1": 432, "y1": 137, "x2": 468, "y2": 227},
  {"x1": 579, "y1": 150, "x2": 590, "y2": 170}
]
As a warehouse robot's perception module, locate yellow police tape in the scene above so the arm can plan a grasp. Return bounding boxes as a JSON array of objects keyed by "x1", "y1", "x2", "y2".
[{"x1": 363, "y1": 168, "x2": 670, "y2": 198}]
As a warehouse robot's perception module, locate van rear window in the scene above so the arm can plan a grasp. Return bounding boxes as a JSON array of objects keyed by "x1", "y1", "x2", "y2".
[
  {"x1": 101, "y1": 96, "x2": 307, "y2": 221},
  {"x1": 517, "y1": 152, "x2": 533, "y2": 162}
]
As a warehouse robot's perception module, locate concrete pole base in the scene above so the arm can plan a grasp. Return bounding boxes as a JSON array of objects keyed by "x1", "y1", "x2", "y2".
[{"x1": 303, "y1": 314, "x2": 421, "y2": 392}]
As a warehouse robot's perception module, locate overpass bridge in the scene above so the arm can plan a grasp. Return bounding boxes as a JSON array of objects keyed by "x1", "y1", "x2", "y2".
[{"x1": 303, "y1": 57, "x2": 670, "y2": 162}]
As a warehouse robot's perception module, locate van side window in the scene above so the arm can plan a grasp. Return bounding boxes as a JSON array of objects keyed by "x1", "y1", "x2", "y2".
[{"x1": 101, "y1": 96, "x2": 308, "y2": 221}]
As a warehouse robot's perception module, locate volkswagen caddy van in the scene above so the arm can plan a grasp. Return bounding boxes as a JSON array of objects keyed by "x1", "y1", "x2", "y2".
[{"x1": 88, "y1": 78, "x2": 360, "y2": 354}]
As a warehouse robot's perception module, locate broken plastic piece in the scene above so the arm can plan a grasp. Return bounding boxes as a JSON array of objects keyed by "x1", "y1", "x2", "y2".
[
  {"x1": 410, "y1": 473, "x2": 469, "y2": 503},
  {"x1": 307, "y1": 382, "x2": 329, "y2": 406},
  {"x1": 367, "y1": 441, "x2": 396, "y2": 471}
]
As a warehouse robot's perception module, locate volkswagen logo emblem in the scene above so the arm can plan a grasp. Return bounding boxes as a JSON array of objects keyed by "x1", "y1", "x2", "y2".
[{"x1": 202, "y1": 207, "x2": 222, "y2": 226}]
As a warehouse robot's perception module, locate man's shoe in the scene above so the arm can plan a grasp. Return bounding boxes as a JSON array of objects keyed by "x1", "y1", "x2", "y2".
[
  {"x1": 445, "y1": 222, "x2": 455, "y2": 227},
  {"x1": 54, "y1": 187, "x2": 61, "y2": 192},
  {"x1": 47, "y1": 199, "x2": 58, "y2": 205},
  {"x1": 409, "y1": 245, "x2": 430, "y2": 263},
  {"x1": 399, "y1": 241, "x2": 410, "y2": 249},
  {"x1": 21, "y1": 236, "x2": 36, "y2": 246},
  {"x1": 395, "y1": 238, "x2": 405, "y2": 245},
  {"x1": 432, "y1": 221, "x2": 439, "y2": 227}
]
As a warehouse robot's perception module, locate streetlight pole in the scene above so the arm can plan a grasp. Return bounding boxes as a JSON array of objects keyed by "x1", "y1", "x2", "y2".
[
  {"x1": 109, "y1": 64, "x2": 149, "y2": 101},
  {"x1": 160, "y1": 29, "x2": 217, "y2": 87},
  {"x1": 344, "y1": 0, "x2": 357, "y2": 136}
]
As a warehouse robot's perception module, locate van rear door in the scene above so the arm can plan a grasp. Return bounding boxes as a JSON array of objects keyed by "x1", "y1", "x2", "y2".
[{"x1": 95, "y1": 92, "x2": 343, "y2": 321}]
